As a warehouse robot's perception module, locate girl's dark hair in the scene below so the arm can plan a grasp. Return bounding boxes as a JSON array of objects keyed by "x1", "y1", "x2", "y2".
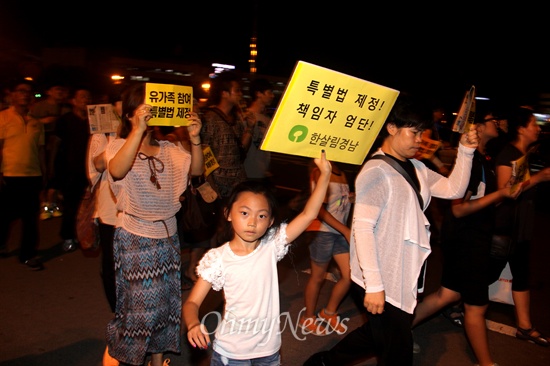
[
  {"x1": 118, "y1": 83, "x2": 145, "y2": 138},
  {"x1": 507, "y1": 106, "x2": 534, "y2": 141},
  {"x1": 379, "y1": 94, "x2": 433, "y2": 139},
  {"x1": 218, "y1": 180, "x2": 280, "y2": 243}
]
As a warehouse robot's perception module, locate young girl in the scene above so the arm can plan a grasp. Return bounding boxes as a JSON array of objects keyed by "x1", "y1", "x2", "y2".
[
  {"x1": 299, "y1": 161, "x2": 353, "y2": 336},
  {"x1": 183, "y1": 151, "x2": 331, "y2": 365}
]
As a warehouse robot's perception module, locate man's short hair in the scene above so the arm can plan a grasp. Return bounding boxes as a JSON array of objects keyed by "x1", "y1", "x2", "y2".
[
  {"x1": 207, "y1": 71, "x2": 241, "y2": 105},
  {"x1": 7, "y1": 77, "x2": 33, "y2": 92},
  {"x1": 249, "y1": 78, "x2": 273, "y2": 100}
]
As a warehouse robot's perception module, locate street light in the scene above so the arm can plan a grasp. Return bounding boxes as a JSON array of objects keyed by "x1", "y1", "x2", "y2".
[{"x1": 111, "y1": 75, "x2": 125, "y2": 85}]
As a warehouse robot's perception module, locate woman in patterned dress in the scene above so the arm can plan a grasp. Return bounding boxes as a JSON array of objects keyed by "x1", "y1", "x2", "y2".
[{"x1": 102, "y1": 83, "x2": 204, "y2": 366}]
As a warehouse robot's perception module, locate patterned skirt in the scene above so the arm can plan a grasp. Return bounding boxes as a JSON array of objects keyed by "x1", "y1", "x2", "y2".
[{"x1": 106, "y1": 228, "x2": 181, "y2": 365}]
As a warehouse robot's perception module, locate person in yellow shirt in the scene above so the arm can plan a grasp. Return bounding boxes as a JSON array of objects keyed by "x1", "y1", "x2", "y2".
[{"x1": 0, "y1": 78, "x2": 46, "y2": 270}]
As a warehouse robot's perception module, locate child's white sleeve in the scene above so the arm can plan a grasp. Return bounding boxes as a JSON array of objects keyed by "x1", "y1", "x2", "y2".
[
  {"x1": 274, "y1": 223, "x2": 291, "y2": 261},
  {"x1": 197, "y1": 247, "x2": 225, "y2": 291}
]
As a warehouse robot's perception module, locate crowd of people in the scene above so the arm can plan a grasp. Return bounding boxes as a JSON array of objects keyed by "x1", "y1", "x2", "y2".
[{"x1": 1, "y1": 71, "x2": 550, "y2": 366}]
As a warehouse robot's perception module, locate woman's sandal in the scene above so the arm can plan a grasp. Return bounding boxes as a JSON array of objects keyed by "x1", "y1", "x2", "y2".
[
  {"x1": 516, "y1": 327, "x2": 550, "y2": 347},
  {"x1": 442, "y1": 305, "x2": 464, "y2": 327}
]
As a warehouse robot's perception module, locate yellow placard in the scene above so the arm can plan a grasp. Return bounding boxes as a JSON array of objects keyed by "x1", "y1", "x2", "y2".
[
  {"x1": 511, "y1": 155, "x2": 530, "y2": 194},
  {"x1": 202, "y1": 145, "x2": 219, "y2": 177},
  {"x1": 416, "y1": 135, "x2": 442, "y2": 160},
  {"x1": 145, "y1": 83, "x2": 193, "y2": 126},
  {"x1": 260, "y1": 61, "x2": 399, "y2": 165}
]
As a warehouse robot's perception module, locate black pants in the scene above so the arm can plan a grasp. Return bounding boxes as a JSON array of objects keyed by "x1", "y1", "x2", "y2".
[
  {"x1": 99, "y1": 222, "x2": 116, "y2": 313},
  {"x1": 59, "y1": 181, "x2": 87, "y2": 241},
  {"x1": 0, "y1": 176, "x2": 42, "y2": 263},
  {"x1": 304, "y1": 284, "x2": 414, "y2": 366}
]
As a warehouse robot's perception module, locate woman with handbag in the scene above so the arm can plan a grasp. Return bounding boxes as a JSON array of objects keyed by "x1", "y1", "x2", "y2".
[
  {"x1": 493, "y1": 106, "x2": 550, "y2": 347},
  {"x1": 102, "y1": 83, "x2": 204, "y2": 366},
  {"x1": 87, "y1": 92, "x2": 122, "y2": 313}
]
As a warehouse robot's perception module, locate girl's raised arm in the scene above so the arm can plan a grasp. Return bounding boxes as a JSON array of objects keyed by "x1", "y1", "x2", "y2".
[{"x1": 286, "y1": 150, "x2": 331, "y2": 242}]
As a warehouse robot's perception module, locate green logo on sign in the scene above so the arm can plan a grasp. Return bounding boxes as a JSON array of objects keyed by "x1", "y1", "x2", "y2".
[{"x1": 288, "y1": 125, "x2": 308, "y2": 143}]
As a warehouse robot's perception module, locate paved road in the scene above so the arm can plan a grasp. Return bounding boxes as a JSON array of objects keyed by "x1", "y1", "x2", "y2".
[{"x1": 1, "y1": 170, "x2": 549, "y2": 365}]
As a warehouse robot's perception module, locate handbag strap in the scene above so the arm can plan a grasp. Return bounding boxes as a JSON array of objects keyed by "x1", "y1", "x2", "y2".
[{"x1": 370, "y1": 154, "x2": 424, "y2": 208}]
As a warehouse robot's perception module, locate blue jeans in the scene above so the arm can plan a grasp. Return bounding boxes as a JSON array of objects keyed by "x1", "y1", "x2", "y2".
[
  {"x1": 210, "y1": 350, "x2": 280, "y2": 366},
  {"x1": 305, "y1": 231, "x2": 349, "y2": 263}
]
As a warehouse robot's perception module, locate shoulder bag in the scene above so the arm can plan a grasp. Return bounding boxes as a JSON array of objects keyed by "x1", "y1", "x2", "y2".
[
  {"x1": 179, "y1": 175, "x2": 220, "y2": 233},
  {"x1": 76, "y1": 178, "x2": 101, "y2": 251}
]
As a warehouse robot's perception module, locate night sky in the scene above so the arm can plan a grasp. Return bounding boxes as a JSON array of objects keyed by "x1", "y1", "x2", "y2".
[{"x1": 2, "y1": 2, "x2": 548, "y2": 110}]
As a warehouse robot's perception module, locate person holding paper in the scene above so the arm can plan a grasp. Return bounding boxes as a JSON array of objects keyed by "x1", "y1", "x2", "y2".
[
  {"x1": 493, "y1": 106, "x2": 550, "y2": 347},
  {"x1": 53, "y1": 87, "x2": 93, "y2": 252},
  {"x1": 87, "y1": 90, "x2": 123, "y2": 313},
  {"x1": 411, "y1": 110, "x2": 520, "y2": 366},
  {"x1": 304, "y1": 95, "x2": 479, "y2": 366}
]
